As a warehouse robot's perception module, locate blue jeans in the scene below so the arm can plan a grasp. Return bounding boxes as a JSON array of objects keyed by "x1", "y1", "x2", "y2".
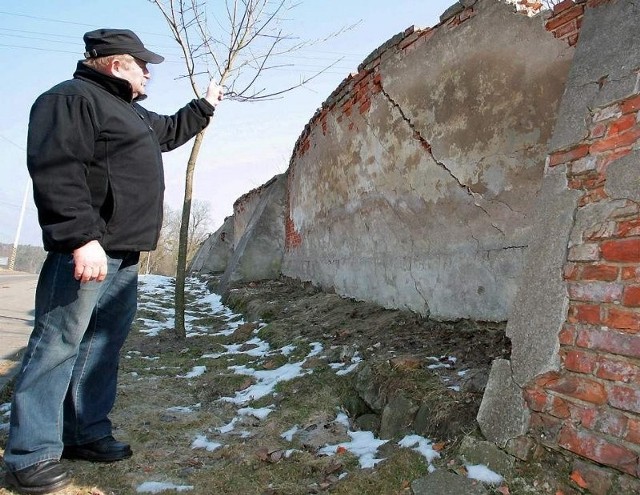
[{"x1": 4, "y1": 251, "x2": 139, "y2": 471}]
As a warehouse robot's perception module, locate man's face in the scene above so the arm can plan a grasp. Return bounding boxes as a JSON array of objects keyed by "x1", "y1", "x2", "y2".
[{"x1": 113, "y1": 57, "x2": 150, "y2": 99}]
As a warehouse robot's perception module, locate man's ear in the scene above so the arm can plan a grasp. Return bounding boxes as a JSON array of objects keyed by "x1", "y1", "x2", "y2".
[{"x1": 109, "y1": 58, "x2": 123, "y2": 76}]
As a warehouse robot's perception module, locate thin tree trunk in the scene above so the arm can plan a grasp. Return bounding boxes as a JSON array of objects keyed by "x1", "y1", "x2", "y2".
[{"x1": 174, "y1": 129, "x2": 207, "y2": 339}]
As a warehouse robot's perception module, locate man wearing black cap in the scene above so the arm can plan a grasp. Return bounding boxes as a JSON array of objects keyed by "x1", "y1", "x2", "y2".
[{"x1": 3, "y1": 28, "x2": 223, "y2": 494}]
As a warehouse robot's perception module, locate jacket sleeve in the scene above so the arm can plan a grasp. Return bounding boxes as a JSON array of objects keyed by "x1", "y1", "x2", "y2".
[
  {"x1": 137, "y1": 98, "x2": 215, "y2": 152},
  {"x1": 27, "y1": 93, "x2": 103, "y2": 252}
]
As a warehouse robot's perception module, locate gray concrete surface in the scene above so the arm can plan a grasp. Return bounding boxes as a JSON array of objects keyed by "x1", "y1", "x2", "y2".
[
  {"x1": 281, "y1": 0, "x2": 573, "y2": 321},
  {"x1": 219, "y1": 174, "x2": 286, "y2": 292},
  {"x1": 0, "y1": 272, "x2": 37, "y2": 390}
]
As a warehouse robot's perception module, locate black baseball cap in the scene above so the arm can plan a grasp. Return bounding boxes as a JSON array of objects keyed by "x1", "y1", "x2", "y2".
[{"x1": 83, "y1": 28, "x2": 164, "y2": 64}]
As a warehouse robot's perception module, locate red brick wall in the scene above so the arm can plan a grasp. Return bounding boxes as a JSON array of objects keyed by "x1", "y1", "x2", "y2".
[{"x1": 523, "y1": 0, "x2": 640, "y2": 481}]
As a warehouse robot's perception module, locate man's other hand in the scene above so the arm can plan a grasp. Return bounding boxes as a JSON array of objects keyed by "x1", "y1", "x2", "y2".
[{"x1": 73, "y1": 240, "x2": 108, "y2": 283}]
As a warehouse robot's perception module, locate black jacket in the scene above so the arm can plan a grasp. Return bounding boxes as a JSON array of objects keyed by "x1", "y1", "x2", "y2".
[{"x1": 27, "y1": 62, "x2": 215, "y2": 253}]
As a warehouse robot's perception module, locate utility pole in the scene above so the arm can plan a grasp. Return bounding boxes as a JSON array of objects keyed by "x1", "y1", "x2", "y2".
[{"x1": 9, "y1": 179, "x2": 30, "y2": 271}]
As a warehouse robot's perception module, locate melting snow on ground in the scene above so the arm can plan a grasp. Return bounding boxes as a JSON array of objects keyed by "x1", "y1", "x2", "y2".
[{"x1": 131, "y1": 275, "x2": 505, "y2": 489}]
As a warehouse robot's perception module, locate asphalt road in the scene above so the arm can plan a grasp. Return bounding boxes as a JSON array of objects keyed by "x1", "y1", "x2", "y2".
[{"x1": 0, "y1": 271, "x2": 37, "y2": 390}]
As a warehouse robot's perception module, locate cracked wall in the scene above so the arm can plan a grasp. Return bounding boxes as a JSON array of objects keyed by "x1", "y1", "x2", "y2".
[
  {"x1": 479, "y1": 0, "x2": 640, "y2": 483},
  {"x1": 281, "y1": 0, "x2": 573, "y2": 320}
]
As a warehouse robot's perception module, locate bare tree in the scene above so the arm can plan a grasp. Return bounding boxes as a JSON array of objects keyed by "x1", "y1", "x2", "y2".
[
  {"x1": 151, "y1": 0, "x2": 344, "y2": 338},
  {"x1": 140, "y1": 201, "x2": 211, "y2": 276}
]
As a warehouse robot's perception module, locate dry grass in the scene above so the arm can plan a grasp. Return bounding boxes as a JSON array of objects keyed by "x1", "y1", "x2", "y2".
[{"x1": 0, "y1": 276, "x2": 580, "y2": 495}]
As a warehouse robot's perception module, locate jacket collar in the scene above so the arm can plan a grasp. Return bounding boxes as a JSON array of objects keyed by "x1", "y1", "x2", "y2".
[{"x1": 73, "y1": 61, "x2": 147, "y2": 102}]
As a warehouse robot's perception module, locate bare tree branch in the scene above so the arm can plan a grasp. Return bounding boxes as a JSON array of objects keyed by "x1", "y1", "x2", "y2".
[{"x1": 149, "y1": 0, "x2": 349, "y2": 337}]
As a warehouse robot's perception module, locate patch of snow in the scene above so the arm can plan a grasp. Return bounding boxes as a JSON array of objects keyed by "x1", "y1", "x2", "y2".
[
  {"x1": 319, "y1": 430, "x2": 388, "y2": 469},
  {"x1": 238, "y1": 406, "x2": 274, "y2": 420},
  {"x1": 466, "y1": 464, "x2": 504, "y2": 485},
  {"x1": 191, "y1": 435, "x2": 222, "y2": 452},
  {"x1": 281, "y1": 425, "x2": 299, "y2": 442},
  {"x1": 178, "y1": 366, "x2": 206, "y2": 378},
  {"x1": 398, "y1": 435, "x2": 440, "y2": 465},
  {"x1": 136, "y1": 481, "x2": 193, "y2": 493}
]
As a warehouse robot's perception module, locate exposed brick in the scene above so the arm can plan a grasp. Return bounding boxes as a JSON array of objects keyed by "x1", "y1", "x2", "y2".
[
  {"x1": 604, "y1": 308, "x2": 640, "y2": 333},
  {"x1": 566, "y1": 33, "x2": 580, "y2": 46},
  {"x1": 568, "y1": 303, "x2": 602, "y2": 325},
  {"x1": 568, "y1": 281, "x2": 623, "y2": 303},
  {"x1": 592, "y1": 103, "x2": 622, "y2": 123},
  {"x1": 524, "y1": 387, "x2": 549, "y2": 412},
  {"x1": 558, "y1": 424, "x2": 638, "y2": 475},
  {"x1": 620, "y1": 94, "x2": 640, "y2": 114},
  {"x1": 596, "y1": 356, "x2": 640, "y2": 383},
  {"x1": 597, "y1": 148, "x2": 632, "y2": 174},
  {"x1": 606, "y1": 114, "x2": 638, "y2": 136},
  {"x1": 559, "y1": 324, "x2": 577, "y2": 345},
  {"x1": 592, "y1": 409, "x2": 628, "y2": 438},
  {"x1": 567, "y1": 401, "x2": 597, "y2": 428},
  {"x1": 617, "y1": 219, "x2": 640, "y2": 238},
  {"x1": 553, "y1": 0, "x2": 579, "y2": 14},
  {"x1": 578, "y1": 186, "x2": 608, "y2": 206},
  {"x1": 568, "y1": 243, "x2": 600, "y2": 261},
  {"x1": 563, "y1": 349, "x2": 597, "y2": 374},
  {"x1": 545, "y1": 375, "x2": 607, "y2": 405},
  {"x1": 625, "y1": 417, "x2": 640, "y2": 444},
  {"x1": 621, "y1": 266, "x2": 640, "y2": 281},
  {"x1": 549, "y1": 144, "x2": 590, "y2": 167},
  {"x1": 549, "y1": 395, "x2": 572, "y2": 419},
  {"x1": 505, "y1": 435, "x2": 539, "y2": 461},
  {"x1": 545, "y1": 3, "x2": 583, "y2": 30},
  {"x1": 579, "y1": 264, "x2": 619, "y2": 282},
  {"x1": 572, "y1": 459, "x2": 615, "y2": 495},
  {"x1": 623, "y1": 286, "x2": 640, "y2": 307},
  {"x1": 601, "y1": 239, "x2": 640, "y2": 263},
  {"x1": 569, "y1": 174, "x2": 605, "y2": 190},
  {"x1": 576, "y1": 326, "x2": 640, "y2": 359},
  {"x1": 583, "y1": 221, "x2": 616, "y2": 241},
  {"x1": 553, "y1": 18, "x2": 579, "y2": 40},
  {"x1": 589, "y1": 127, "x2": 640, "y2": 153},
  {"x1": 358, "y1": 99, "x2": 371, "y2": 114},
  {"x1": 534, "y1": 371, "x2": 562, "y2": 387},
  {"x1": 563, "y1": 262, "x2": 580, "y2": 281},
  {"x1": 609, "y1": 384, "x2": 640, "y2": 415},
  {"x1": 589, "y1": 122, "x2": 607, "y2": 139},
  {"x1": 529, "y1": 412, "x2": 563, "y2": 443},
  {"x1": 571, "y1": 155, "x2": 598, "y2": 175},
  {"x1": 285, "y1": 217, "x2": 302, "y2": 249}
]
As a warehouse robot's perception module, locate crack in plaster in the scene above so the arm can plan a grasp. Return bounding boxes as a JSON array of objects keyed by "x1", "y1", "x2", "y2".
[{"x1": 378, "y1": 87, "x2": 506, "y2": 236}]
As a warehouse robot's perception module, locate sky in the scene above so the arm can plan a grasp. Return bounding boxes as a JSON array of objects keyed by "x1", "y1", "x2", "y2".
[
  {"x1": 0, "y1": 0, "x2": 455, "y2": 247},
  {"x1": 1, "y1": 273, "x2": 505, "y2": 490}
]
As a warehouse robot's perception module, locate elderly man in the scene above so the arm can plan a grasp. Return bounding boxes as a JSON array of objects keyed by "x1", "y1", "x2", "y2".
[{"x1": 4, "y1": 28, "x2": 223, "y2": 494}]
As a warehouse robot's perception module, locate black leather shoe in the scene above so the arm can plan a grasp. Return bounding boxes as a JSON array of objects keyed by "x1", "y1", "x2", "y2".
[
  {"x1": 62, "y1": 435, "x2": 132, "y2": 462},
  {"x1": 5, "y1": 460, "x2": 71, "y2": 495}
]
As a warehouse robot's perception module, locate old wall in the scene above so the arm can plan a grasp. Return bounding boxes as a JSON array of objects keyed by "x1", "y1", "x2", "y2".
[
  {"x1": 189, "y1": 216, "x2": 234, "y2": 274},
  {"x1": 218, "y1": 175, "x2": 287, "y2": 291},
  {"x1": 479, "y1": 0, "x2": 640, "y2": 487},
  {"x1": 281, "y1": 0, "x2": 573, "y2": 321}
]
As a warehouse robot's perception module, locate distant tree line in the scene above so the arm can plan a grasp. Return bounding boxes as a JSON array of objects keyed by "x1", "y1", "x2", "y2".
[
  {"x1": 140, "y1": 200, "x2": 213, "y2": 277},
  {"x1": 0, "y1": 200, "x2": 212, "y2": 277},
  {"x1": 0, "y1": 243, "x2": 46, "y2": 274}
]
